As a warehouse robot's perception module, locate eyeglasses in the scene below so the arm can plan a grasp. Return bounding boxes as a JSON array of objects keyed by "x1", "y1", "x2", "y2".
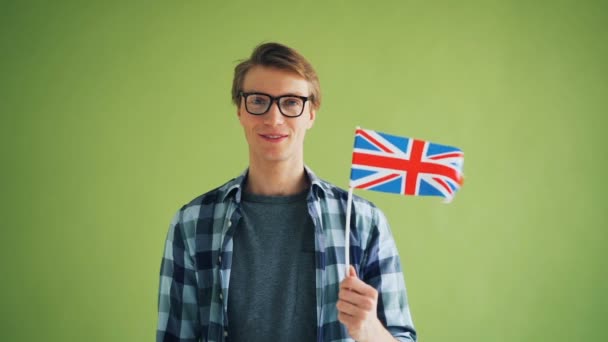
[{"x1": 240, "y1": 92, "x2": 310, "y2": 117}]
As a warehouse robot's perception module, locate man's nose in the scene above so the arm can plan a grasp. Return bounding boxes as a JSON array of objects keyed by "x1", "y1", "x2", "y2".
[{"x1": 263, "y1": 101, "x2": 285, "y2": 125}]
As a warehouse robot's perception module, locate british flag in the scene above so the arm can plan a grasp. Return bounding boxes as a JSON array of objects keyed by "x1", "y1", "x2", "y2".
[{"x1": 349, "y1": 127, "x2": 464, "y2": 201}]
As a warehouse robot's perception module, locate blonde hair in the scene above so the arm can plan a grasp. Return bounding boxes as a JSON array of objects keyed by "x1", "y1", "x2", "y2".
[{"x1": 231, "y1": 42, "x2": 321, "y2": 110}]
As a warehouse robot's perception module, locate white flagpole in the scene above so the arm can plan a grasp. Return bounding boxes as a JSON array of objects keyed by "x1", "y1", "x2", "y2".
[
  {"x1": 344, "y1": 126, "x2": 360, "y2": 278},
  {"x1": 344, "y1": 186, "x2": 354, "y2": 277}
]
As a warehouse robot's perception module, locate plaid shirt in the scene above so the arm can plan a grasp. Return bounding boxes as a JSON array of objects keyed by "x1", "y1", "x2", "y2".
[{"x1": 157, "y1": 167, "x2": 417, "y2": 342}]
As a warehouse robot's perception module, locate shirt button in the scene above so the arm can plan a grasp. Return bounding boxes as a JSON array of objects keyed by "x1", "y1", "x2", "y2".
[
  {"x1": 224, "y1": 330, "x2": 228, "y2": 337},
  {"x1": 227, "y1": 220, "x2": 232, "y2": 227},
  {"x1": 219, "y1": 293, "x2": 223, "y2": 300},
  {"x1": 218, "y1": 256, "x2": 222, "y2": 264}
]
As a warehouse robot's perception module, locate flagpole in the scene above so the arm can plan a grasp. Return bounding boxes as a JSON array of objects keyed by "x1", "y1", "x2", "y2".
[
  {"x1": 344, "y1": 186, "x2": 354, "y2": 277},
  {"x1": 344, "y1": 126, "x2": 359, "y2": 278}
]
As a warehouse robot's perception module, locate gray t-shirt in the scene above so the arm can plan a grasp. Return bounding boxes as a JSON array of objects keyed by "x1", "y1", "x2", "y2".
[{"x1": 227, "y1": 190, "x2": 317, "y2": 341}]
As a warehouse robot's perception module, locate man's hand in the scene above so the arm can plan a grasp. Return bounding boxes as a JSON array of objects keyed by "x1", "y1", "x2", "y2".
[{"x1": 336, "y1": 266, "x2": 396, "y2": 342}]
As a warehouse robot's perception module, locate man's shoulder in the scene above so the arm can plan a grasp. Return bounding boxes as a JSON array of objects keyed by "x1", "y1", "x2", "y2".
[
  {"x1": 190, "y1": 177, "x2": 240, "y2": 204},
  {"x1": 313, "y1": 176, "x2": 380, "y2": 213},
  {"x1": 175, "y1": 175, "x2": 243, "y2": 220}
]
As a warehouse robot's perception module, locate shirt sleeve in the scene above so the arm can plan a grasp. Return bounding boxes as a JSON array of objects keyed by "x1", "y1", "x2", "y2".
[
  {"x1": 157, "y1": 208, "x2": 202, "y2": 342},
  {"x1": 361, "y1": 208, "x2": 417, "y2": 342}
]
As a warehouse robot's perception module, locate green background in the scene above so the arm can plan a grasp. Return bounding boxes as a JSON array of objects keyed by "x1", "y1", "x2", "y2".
[{"x1": 1, "y1": 1, "x2": 606, "y2": 341}]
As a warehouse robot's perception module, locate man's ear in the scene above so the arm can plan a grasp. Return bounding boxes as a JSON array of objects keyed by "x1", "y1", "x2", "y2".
[{"x1": 307, "y1": 109, "x2": 316, "y2": 129}]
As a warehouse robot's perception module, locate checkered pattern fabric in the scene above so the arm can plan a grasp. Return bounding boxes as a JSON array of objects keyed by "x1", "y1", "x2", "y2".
[{"x1": 157, "y1": 167, "x2": 417, "y2": 342}]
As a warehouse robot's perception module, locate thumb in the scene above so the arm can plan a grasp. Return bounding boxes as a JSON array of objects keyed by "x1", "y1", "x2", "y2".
[{"x1": 349, "y1": 265, "x2": 357, "y2": 278}]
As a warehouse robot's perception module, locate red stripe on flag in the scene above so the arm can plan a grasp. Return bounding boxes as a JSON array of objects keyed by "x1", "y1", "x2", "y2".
[
  {"x1": 356, "y1": 129, "x2": 392, "y2": 153},
  {"x1": 357, "y1": 173, "x2": 400, "y2": 190},
  {"x1": 404, "y1": 140, "x2": 425, "y2": 195},
  {"x1": 432, "y1": 177, "x2": 453, "y2": 195},
  {"x1": 429, "y1": 152, "x2": 463, "y2": 160}
]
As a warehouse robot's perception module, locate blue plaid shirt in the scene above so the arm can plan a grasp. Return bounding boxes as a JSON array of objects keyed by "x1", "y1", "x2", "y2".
[{"x1": 157, "y1": 167, "x2": 417, "y2": 342}]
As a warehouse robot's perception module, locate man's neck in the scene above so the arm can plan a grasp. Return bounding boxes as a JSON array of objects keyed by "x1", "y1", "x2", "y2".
[{"x1": 245, "y1": 160, "x2": 309, "y2": 196}]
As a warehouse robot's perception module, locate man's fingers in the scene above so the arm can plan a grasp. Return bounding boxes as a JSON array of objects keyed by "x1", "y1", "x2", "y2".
[
  {"x1": 337, "y1": 311, "x2": 357, "y2": 327},
  {"x1": 349, "y1": 265, "x2": 357, "y2": 278},
  {"x1": 336, "y1": 298, "x2": 365, "y2": 318},
  {"x1": 340, "y1": 277, "x2": 378, "y2": 300},
  {"x1": 338, "y1": 288, "x2": 375, "y2": 311},
  {"x1": 337, "y1": 268, "x2": 381, "y2": 341}
]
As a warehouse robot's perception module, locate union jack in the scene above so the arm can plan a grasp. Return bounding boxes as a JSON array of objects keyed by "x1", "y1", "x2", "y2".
[{"x1": 349, "y1": 127, "x2": 464, "y2": 201}]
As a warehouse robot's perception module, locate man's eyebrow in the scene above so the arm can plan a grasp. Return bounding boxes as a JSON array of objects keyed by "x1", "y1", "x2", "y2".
[{"x1": 243, "y1": 90, "x2": 307, "y2": 97}]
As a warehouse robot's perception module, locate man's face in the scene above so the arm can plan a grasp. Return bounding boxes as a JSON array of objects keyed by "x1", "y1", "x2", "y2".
[{"x1": 238, "y1": 66, "x2": 315, "y2": 166}]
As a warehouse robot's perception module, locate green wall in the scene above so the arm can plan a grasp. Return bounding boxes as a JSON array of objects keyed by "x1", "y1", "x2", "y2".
[{"x1": 1, "y1": 1, "x2": 606, "y2": 341}]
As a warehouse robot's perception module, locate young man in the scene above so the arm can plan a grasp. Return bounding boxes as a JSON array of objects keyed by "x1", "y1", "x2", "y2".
[{"x1": 157, "y1": 42, "x2": 417, "y2": 342}]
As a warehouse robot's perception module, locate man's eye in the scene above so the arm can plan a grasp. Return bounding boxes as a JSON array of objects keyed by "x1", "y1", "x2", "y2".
[
  {"x1": 250, "y1": 96, "x2": 268, "y2": 105},
  {"x1": 282, "y1": 98, "x2": 302, "y2": 107}
]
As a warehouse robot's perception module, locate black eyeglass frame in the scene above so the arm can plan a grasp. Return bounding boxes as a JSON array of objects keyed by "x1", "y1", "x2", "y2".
[{"x1": 239, "y1": 91, "x2": 310, "y2": 117}]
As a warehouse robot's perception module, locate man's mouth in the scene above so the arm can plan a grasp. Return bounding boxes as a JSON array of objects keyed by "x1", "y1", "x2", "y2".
[{"x1": 259, "y1": 133, "x2": 288, "y2": 142}]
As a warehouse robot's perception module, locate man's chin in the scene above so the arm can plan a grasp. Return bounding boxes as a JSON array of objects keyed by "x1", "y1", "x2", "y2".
[
  {"x1": 258, "y1": 151, "x2": 295, "y2": 163},
  {"x1": 250, "y1": 148, "x2": 299, "y2": 165},
  {"x1": 263, "y1": 155, "x2": 289, "y2": 163}
]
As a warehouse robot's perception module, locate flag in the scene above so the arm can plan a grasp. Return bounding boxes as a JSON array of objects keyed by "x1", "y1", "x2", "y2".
[{"x1": 349, "y1": 127, "x2": 464, "y2": 201}]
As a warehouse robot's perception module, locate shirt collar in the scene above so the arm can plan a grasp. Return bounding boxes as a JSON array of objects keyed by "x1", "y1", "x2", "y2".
[{"x1": 220, "y1": 165, "x2": 328, "y2": 203}]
